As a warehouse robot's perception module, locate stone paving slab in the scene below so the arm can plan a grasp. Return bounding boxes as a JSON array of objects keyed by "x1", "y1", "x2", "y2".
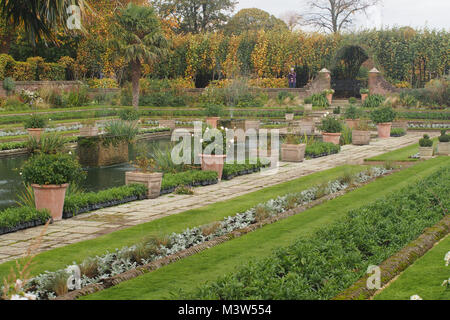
[{"x1": 0, "y1": 132, "x2": 438, "y2": 264}]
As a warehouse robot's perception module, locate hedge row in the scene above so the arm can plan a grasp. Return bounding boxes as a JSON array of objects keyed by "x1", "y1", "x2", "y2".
[
  {"x1": 181, "y1": 165, "x2": 449, "y2": 300},
  {"x1": 161, "y1": 170, "x2": 218, "y2": 194},
  {"x1": 0, "y1": 55, "x2": 65, "y2": 81},
  {"x1": 306, "y1": 142, "x2": 341, "y2": 158},
  {"x1": 397, "y1": 111, "x2": 450, "y2": 120},
  {"x1": 0, "y1": 207, "x2": 51, "y2": 235},
  {"x1": 222, "y1": 160, "x2": 267, "y2": 180}
]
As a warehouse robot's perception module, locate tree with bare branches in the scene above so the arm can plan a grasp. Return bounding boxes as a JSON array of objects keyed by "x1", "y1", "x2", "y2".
[
  {"x1": 303, "y1": 0, "x2": 381, "y2": 33},
  {"x1": 280, "y1": 11, "x2": 303, "y2": 31}
]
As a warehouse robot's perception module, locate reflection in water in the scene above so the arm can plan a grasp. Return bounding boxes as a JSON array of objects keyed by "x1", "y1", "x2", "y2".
[{"x1": 0, "y1": 138, "x2": 173, "y2": 211}]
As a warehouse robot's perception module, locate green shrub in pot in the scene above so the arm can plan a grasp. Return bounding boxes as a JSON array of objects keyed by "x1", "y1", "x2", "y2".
[
  {"x1": 369, "y1": 107, "x2": 396, "y2": 124},
  {"x1": 24, "y1": 114, "x2": 47, "y2": 129},
  {"x1": 419, "y1": 135, "x2": 433, "y2": 148},
  {"x1": 319, "y1": 117, "x2": 342, "y2": 133}
]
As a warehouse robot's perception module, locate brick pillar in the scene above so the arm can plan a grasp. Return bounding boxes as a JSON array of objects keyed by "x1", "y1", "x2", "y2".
[{"x1": 368, "y1": 67, "x2": 381, "y2": 95}]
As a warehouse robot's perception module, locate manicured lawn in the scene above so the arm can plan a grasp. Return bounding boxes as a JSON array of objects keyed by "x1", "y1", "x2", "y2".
[
  {"x1": 374, "y1": 235, "x2": 450, "y2": 300},
  {"x1": 0, "y1": 165, "x2": 363, "y2": 281},
  {"x1": 83, "y1": 157, "x2": 449, "y2": 300},
  {"x1": 365, "y1": 138, "x2": 438, "y2": 162}
]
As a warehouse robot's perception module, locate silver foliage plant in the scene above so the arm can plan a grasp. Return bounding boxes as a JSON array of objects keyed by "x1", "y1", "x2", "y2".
[{"x1": 24, "y1": 166, "x2": 391, "y2": 299}]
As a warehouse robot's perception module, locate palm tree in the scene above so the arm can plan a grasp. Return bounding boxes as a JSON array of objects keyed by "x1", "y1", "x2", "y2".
[
  {"x1": 0, "y1": 0, "x2": 87, "y2": 44},
  {"x1": 112, "y1": 3, "x2": 169, "y2": 109}
]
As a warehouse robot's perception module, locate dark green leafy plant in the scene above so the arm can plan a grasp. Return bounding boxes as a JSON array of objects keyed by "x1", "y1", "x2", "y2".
[
  {"x1": 0, "y1": 207, "x2": 50, "y2": 229},
  {"x1": 203, "y1": 103, "x2": 223, "y2": 117},
  {"x1": 21, "y1": 153, "x2": 86, "y2": 186},
  {"x1": 438, "y1": 130, "x2": 450, "y2": 143},
  {"x1": 390, "y1": 128, "x2": 406, "y2": 137},
  {"x1": 419, "y1": 134, "x2": 433, "y2": 147},
  {"x1": 370, "y1": 107, "x2": 396, "y2": 124},
  {"x1": 348, "y1": 97, "x2": 357, "y2": 104},
  {"x1": 319, "y1": 117, "x2": 342, "y2": 133},
  {"x1": 310, "y1": 93, "x2": 329, "y2": 107},
  {"x1": 344, "y1": 105, "x2": 361, "y2": 120},
  {"x1": 305, "y1": 141, "x2": 340, "y2": 158},
  {"x1": 24, "y1": 114, "x2": 47, "y2": 129},
  {"x1": 2, "y1": 77, "x2": 15, "y2": 95},
  {"x1": 119, "y1": 108, "x2": 140, "y2": 121}
]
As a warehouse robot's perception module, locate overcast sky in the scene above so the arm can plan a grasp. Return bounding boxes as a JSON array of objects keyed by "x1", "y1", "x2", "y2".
[{"x1": 234, "y1": 0, "x2": 450, "y2": 31}]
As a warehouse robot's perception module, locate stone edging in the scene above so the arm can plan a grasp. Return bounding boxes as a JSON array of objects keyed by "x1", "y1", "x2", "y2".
[{"x1": 334, "y1": 214, "x2": 450, "y2": 300}]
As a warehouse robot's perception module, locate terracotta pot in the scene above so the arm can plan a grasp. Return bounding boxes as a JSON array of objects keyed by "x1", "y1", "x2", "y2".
[
  {"x1": 281, "y1": 143, "x2": 306, "y2": 162},
  {"x1": 79, "y1": 126, "x2": 98, "y2": 137},
  {"x1": 244, "y1": 120, "x2": 260, "y2": 132},
  {"x1": 27, "y1": 128, "x2": 45, "y2": 140},
  {"x1": 326, "y1": 93, "x2": 333, "y2": 105},
  {"x1": 345, "y1": 119, "x2": 360, "y2": 129},
  {"x1": 125, "y1": 171, "x2": 163, "y2": 199},
  {"x1": 158, "y1": 120, "x2": 176, "y2": 130},
  {"x1": 419, "y1": 147, "x2": 433, "y2": 159},
  {"x1": 200, "y1": 154, "x2": 226, "y2": 180},
  {"x1": 352, "y1": 130, "x2": 371, "y2": 145},
  {"x1": 206, "y1": 117, "x2": 220, "y2": 129},
  {"x1": 376, "y1": 122, "x2": 392, "y2": 139},
  {"x1": 285, "y1": 113, "x2": 294, "y2": 121},
  {"x1": 322, "y1": 132, "x2": 341, "y2": 145},
  {"x1": 437, "y1": 142, "x2": 450, "y2": 156},
  {"x1": 361, "y1": 93, "x2": 368, "y2": 103},
  {"x1": 32, "y1": 184, "x2": 69, "y2": 221}
]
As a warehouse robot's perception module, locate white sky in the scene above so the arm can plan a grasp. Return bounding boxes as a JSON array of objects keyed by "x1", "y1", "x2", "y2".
[{"x1": 234, "y1": 0, "x2": 450, "y2": 31}]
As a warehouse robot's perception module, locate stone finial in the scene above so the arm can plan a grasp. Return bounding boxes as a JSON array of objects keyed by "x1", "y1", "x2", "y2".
[
  {"x1": 369, "y1": 68, "x2": 380, "y2": 73},
  {"x1": 319, "y1": 68, "x2": 331, "y2": 73}
]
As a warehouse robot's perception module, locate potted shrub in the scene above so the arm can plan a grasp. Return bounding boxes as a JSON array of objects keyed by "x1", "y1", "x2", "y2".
[
  {"x1": 204, "y1": 104, "x2": 222, "y2": 128},
  {"x1": 319, "y1": 116, "x2": 342, "y2": 145},
  {"x1": 24, "y1": 114, "x2": 47, "y2": 140},
  {"x1": 419, "y1": 134, "x2": 433, "y2": 159},
  {"x1": 126, "y1": 156, "x2": 163, "y2": 199},
  {"x1": 281, "y1": 133, "x2": 306, "y2": 162},
  {"x1": 303, "y1": 97, "x2": 313, "y2": 112},
  {"x1": 370, "y1": 107, "x2": 397, "y2": 139},
  {"x1": 79, "y1": 119, "x2": 98, "y2": 137},
  {"x1": 285, "y1": 107, "x2": 294, "y2": 121},
  {"x1": 360, "y1": 88, "x2": 369, "y2": 103},
  {"x1": 21, "y1": 153, "x2": 86, "y2": 221},
  {"x1": 344, "y1": 105, "x2": 362, "y2": 129},
  {"x1": 352, "y1": 120, "x2": 371, "y2": 145},
  {"x1": 324, "y1": 89, "x2": 335, "y2": 105},
  {"x1": 200, "y1": 127, "x2": 229, "y2": 180},
  {"x1": 437, "y1": 130, "x2": 450, "y2": 155},
  {"x1": 119, "y1": 108, "x2": 140, "y2": 125}
]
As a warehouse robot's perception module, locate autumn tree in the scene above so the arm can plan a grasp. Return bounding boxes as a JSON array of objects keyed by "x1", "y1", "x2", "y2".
[
  {"x1": 151, "y1": 0, "x2": 236, "y2": 33},
  {"x1": 302, "y1": 0, "x2": 381, "y2": 33},
  {"x1": 111, "y1": 3, "x2": 169, "y2": 108},
  {"x1": 225, "y1": 8, "x2": 288, "y2": 35}
]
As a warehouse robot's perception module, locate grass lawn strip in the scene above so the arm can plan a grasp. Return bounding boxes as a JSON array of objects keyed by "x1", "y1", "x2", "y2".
[
  {"x1": 0, "y1": 165, "x2": 364, "y2": 281},
  {"x1": 373, "y1": 235, "x2": 450, "y2": 300},
  {"x1": 82, "y1": 157, "x2": 449, "y2": 300}
]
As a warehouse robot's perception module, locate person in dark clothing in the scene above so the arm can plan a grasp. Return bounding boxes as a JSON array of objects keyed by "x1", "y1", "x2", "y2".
[{"x1": 288, "y1": 68, "x2": 296, "y2": 88}]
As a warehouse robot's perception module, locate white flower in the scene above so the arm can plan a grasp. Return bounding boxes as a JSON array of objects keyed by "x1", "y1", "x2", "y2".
[
  {"x1": 442, "y1": 279, "x2": 449, "y2": 287},
  {"x1": 69, "y1": 151, "x2": 72, "y2": 155},
  {"x1": 410, "y1": 295, "x2": 422, "y2": 300},
  {"x1": 444, "y1": 251, "x2": 450, "y2": 266},
  {"x1": 11, "y1": 294, "x2": 28, "y2": 300},
  {"x1": 200, "y1": 139, "x2": 204, "y2": 143},
  {"x1": 220, "y1": 126, "x2": 224, "y2": 130}
]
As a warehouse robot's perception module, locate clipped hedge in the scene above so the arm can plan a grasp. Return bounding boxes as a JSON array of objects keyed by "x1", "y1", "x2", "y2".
[
  {"x1": 181, "y1": 165, "x2": 449, "y2": 300},
  {"x1": 0, "y1": 54, "x2": 67, "y2": 81},
  {"x1": 222, "y1": 160, "x2": 267, "y2": 180},
  {"x1": 0, "y1": 207, "x2": 51, "y2": 235},
  {"x1": 306, "y1": 141, "x2": 341, "y2": 158}
]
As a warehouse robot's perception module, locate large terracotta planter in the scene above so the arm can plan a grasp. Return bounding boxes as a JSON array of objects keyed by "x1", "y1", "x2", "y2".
[
  {"x1": 437, "y1": 142, "x2": 450, "y2": 156},
  {"x1": 352, "y1": 130, "x2": 371, "y2": 145},
  {"x1": 200, "y1": 154, "x2": 226, "y2": 181},
  {"x1": 125, "y1": 171, "x2": 163, "y2": 199},
  {"x1": 322, "y1": 132, "x2": 341, "y2": 145},
  {"x1": 79, "y1": 126, "x2": 98, "y2": 137},
  {"x1": 296, "y1": 120, "x2": 315, "y2": 135},
  {"x1": 281, "y1": 143, "x2": 306, "y2": 162},
  {"x1": 345, "y1": 119, "x2": 360, "y2": 129},
  {"x1": 285, "y1": 113, "x2": 294, "y2": 121},
  {"x1": 326, "y1": 93, "x2": 333, "y2": 105},
  {"x1": 32, "y1": 183, "x2": 69, "y2": 221},
  {"x1": 206, "y1": 117, "x2": 220, "y2": 129},
  {"x1": 244, "y1": 120, "x2": 260, "y2": 132},
  {"x1": 376, "y1": 122, "x2": 392, "y2": 139},
  {"x1": 419, "y1": 147, "x2": 433, "y2": 159},
  {"x1": 361, "y1": 94, "x2": 368, "y2": 103},
  {"x1": 27, "y1": 128, "x2": 45, "y2": 140},
  {"x1": 159, "y1": 120, "x2": 176, "y2": 130}
]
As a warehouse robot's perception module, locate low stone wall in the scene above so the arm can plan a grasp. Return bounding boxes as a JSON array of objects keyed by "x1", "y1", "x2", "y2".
[{"x1": 0, "y1": 81, "x2": 83, "y2": 97}]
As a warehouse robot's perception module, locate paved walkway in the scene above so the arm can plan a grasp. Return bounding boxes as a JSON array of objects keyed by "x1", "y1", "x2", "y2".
[{"x1": 0, "y1": 132, "x2": 436, "y2": 264}]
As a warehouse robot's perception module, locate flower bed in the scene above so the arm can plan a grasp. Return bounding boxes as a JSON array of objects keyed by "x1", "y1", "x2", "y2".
[
  {"x1": 15, "y1": 167, "x2": 392, "y2": 300},
  {"x1": 305, "y1": 141, "x2": 341, "y2": 159},
  {"x1": 222, "y1": 160, "x2": 269, "y2": 180},
  {"x1": 180, "y1": 166, "x2": 449, "y2": 300},
  {"x1": 63, "y1": 184, "x2": 148, "y2": 219},
  {"x1": 0, "y1": 207, "x2": 51, "y2": 236},
  {"x1": 160, "y1": 170, "x2": 218, "y2": 195}
]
